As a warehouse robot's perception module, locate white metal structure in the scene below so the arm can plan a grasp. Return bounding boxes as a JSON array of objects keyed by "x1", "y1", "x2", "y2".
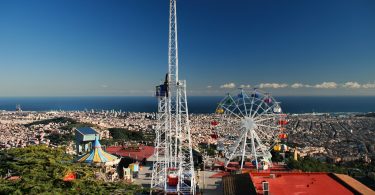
[
  {"x1": 215, "y1": 88, "x2": 283, "y2": 170},
  {"x1": 151, "y1": 0, "x2": 195, "y2": 194}
]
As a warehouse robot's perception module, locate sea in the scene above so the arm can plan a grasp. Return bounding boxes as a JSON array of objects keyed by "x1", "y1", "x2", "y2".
[{"x1": 0, "y1": 96, "x2": 374, "y2": 114}]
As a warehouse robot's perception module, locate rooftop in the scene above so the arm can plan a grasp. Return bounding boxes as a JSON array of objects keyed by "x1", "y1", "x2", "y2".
[
  {"x1": 249, "y1": 172, "x2": 374, "y2": 195},
  {"x1": 106, "y1": 145, "x2": 154, "y2": 161},
  {"x1": 332, "y1": 173, "x2": 375, "y2": 195},
  {"x1": 222, "y1": 173, "x2": 255, "y2": 195},
  {"x1": 76, "y1": 127, "x2": 99, "y2": 135}
]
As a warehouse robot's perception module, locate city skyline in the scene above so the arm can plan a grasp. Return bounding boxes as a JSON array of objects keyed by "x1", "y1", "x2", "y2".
[{"x1": 0, "y1": 0, "x2": 375, "y2": 96}]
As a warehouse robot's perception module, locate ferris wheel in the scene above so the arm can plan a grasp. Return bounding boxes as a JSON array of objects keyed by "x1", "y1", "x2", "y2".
[{"x1": 214, "y1": 88, "x2": 287, "y2": 170}]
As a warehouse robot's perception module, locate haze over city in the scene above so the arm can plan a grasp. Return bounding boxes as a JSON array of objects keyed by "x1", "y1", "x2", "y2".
[{"x1": 0, "y1": 0, "x2": 374, "y2": 96}]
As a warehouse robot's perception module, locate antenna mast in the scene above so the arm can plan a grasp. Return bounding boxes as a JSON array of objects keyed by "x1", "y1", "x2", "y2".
[{"x1": 151, "y1": 0, "x2": 196, "y2": 194}]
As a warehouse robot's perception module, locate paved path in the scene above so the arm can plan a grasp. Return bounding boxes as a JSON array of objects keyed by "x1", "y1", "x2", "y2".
[
  {"x1": 134, "y1": 166, "x2": 223, "y2": 194},
  {"x1": 197, "y1": 170, "x2": 223, "y2": 195}
]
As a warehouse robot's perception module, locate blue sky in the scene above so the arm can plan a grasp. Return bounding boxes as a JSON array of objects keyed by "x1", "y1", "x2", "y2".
[{"x1": 0, "y1": 0, "x2": 374, "y2": 96}]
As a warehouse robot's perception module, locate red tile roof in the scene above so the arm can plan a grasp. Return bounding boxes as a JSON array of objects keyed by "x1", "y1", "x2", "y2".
[
  {"x1": 215, "y1": 160, "x2": 289, "y2": 172},
  {"x1": 250, "y1": 172, "x2": 359, "y2": 195},
  {"x1": 105, "y1": 145, "x2": 154, "y2": 161},
  {"x1": 210, "y1": 171, "x2": 230, "y2": 178}
]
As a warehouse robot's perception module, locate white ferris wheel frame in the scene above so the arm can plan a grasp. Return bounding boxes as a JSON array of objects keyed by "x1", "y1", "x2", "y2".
[{"x1": 215, "y1": 88, "x2": 284, "y2": 170}]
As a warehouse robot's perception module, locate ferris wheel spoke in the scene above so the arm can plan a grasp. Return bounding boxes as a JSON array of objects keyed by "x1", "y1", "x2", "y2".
[
  {"x1": 248, "y1": 91, "x2": 257, "y2": 118},
  {"x1": 254, "y1": 127, "x2": 271, "y2": 140},
  {"x1": 239, "y1": 89, "x2": 249, "y2": 116},
  {"x1": 228, "y1": 95, "x2": 246, "y2": 117},
  {"x1": 254, "y1": 116, "x2": 277, "y2": 123},
  {"x1": 251, "y1": 98, "x2": 266, "y2": 118},
  {"x1": 256, "y1": 106, "x2": 268, "y2": 118},
  {"x1": 221, "y1": 94, "x2": 243, "y2": 117},
  {"x1": 253, "y1": 103, "x2": 277, "y2": 120},
  {"x1": 224, "y1": 127, "x2": 247, "y2": 161},
  {"x1": 257, "y1": 124, "x2": 280, "y2": 130},
  {"x1": 221, "y1": 105, "x2": 243, "y2": 119},
  {"x1": 252, "y1": 131, "x2": 271, "y2": 156}
]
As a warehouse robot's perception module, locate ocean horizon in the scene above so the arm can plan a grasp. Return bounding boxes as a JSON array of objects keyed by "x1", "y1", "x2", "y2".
[{"x1": 0, "y1": 96, "x2": 374, "y2": 114}]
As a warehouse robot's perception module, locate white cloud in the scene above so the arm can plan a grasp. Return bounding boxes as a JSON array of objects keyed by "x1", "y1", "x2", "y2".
[
  {"x1": 239, "y1": 84, "x2": 251, "y2": 89},
  {"x1": 206, "y1": 85, "x2": 212, "y2": 89},
  {"x1": 362, "y1": 83, "x2": 375, "y2": 89},
  {"x1": 342, "y1": 82, "x2": 361, "y2": 89},
  {"x1": 100, "y1": 84, "x2": 108, "y2": 88},
  {"x1": 259, "y1": 83, "x2": 288, "y2": 89},
  {"x1": 291, "y1": 83, "x2": 304, "y2": 89},
  {"x1": 314, "y1": 82, "x2": 337, "y2": 89},
  {"x1": 220, "y1": 83, "x2": 236, "y2": 89},
  {"x1": 290, "y1": 81, "x2": 369, "y2": 89},
  {"x1": 217, "y1": 81, "x2": 375, "y2": 90}
]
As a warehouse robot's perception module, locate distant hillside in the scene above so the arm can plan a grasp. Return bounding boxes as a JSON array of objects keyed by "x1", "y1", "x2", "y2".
[
  {"x1": 24, "y1": 117, "x2": 76, "y2": 127},
  {"x1": 24, "y1": 117, "x2": 98, "y2": 145},
  {"x1": 356, "y1": 113, "x2": 375, "y2": 117}
]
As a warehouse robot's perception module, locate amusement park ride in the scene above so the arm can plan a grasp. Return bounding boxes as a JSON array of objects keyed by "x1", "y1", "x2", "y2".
[
  {"x1": 150, "y1": 0, "x2": 288, "y2": 193},
  {"x1": 213, "y1": 89, "x2": 289, "y2": 171},
  {"x1": 151, "y1": 0, "x2": 196, "y2": 194}
]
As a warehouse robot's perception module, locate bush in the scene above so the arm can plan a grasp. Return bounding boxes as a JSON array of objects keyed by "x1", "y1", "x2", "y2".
[
  {"x1": 108, "y1": 128, "x2": 146, "y2": 141},
  {"x1": 287, "y1": 156, "x2": 347, "y2": 173}
]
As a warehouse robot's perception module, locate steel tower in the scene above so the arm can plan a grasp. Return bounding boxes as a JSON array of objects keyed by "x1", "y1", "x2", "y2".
[{"x1": 151, "y1": 0, "x2": 196, "y2": 194}]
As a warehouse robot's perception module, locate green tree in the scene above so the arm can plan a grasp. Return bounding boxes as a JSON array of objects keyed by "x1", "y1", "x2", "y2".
[
  {"x1": 0, "y1": 145, "x2": 145, "y2": 194},
  {"x1": 108, "y1": 128, "x2": 146, "y2": 141},
  {"x1": 286, "y1": 156, "x2": 347, "y2": 173}
]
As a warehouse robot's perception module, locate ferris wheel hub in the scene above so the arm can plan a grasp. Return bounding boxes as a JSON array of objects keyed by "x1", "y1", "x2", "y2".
[{"x1": 242, "y1": 117, "x2": 257, "y2": 130}]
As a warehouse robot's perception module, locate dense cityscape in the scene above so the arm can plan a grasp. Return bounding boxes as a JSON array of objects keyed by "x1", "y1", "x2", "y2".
[
  {"x1": 2, "y1": 110, "x2": 375, "y2": 161},
  {"x1": 1, "y1": 0, "x2": 375, "y2": 194},
  {"x1": 1, "y1": 110, "x2": 375, "y2": 193},
  {"x1": 287, "y1": 114, "x2": 375, "y2": 161}
]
